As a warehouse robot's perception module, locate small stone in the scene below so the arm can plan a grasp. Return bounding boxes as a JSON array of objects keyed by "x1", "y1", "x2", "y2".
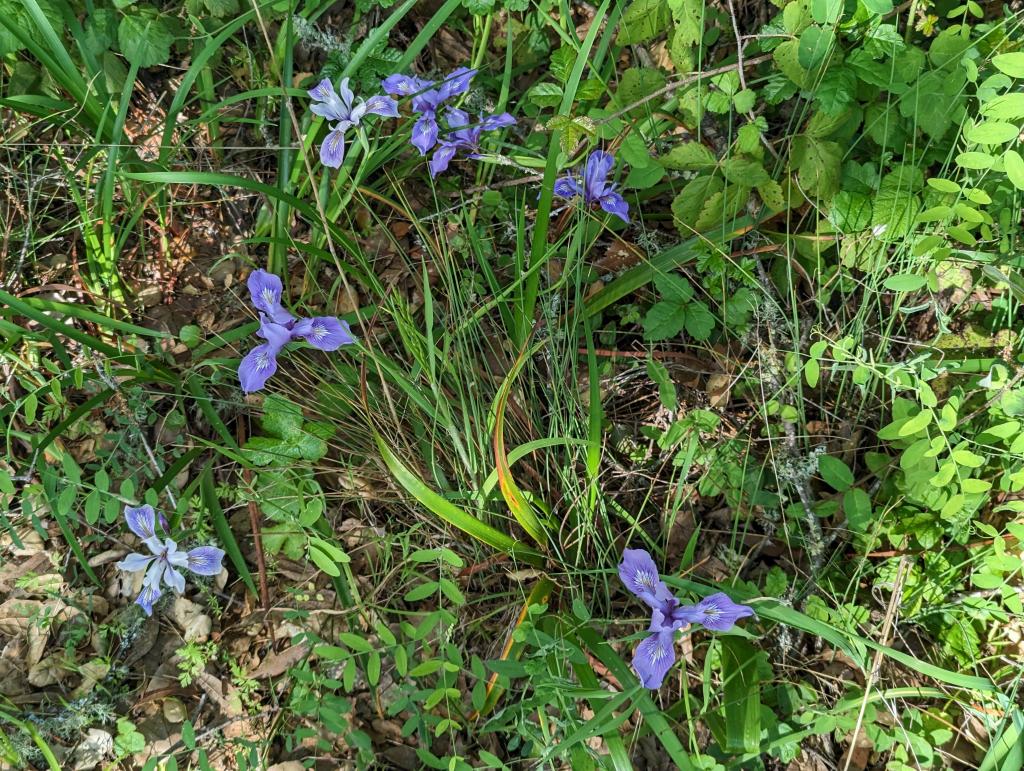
[
  {"x1": 171, "y1": 597, "x2": 211, "y2": 642},
  {"x1": 138, "y1": 285, "x2": 163, "y2": 308},
  {"x1": 162, "y1": 698, "x2": 187, "y2": 723},
  {"x1": 73, "y1": 729, "x2": 112, "y2": 771},
  {"x1": 209, "y1": 259, "x2": 236, "y2": 286}
]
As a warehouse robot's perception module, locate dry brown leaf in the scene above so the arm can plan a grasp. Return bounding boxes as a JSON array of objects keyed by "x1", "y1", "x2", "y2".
[{"x1": 249, "y1": 643, "x2": 310, "y2": 680}]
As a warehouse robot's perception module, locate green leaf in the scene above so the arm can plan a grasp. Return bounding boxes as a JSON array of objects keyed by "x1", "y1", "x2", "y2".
[
  {"x1": 757, "y1": 179, "x2": 789, "y2": 211},
  {"x1": 463, "y1": 0, "x2": 494, "y2": 14},
  {"x1": 792, "y1": 136, "x2": 842, "y2": 199},
  {"x1": 981, "y1": 93, "x2": 1024, "y2": 120},
  {"x1": 202, "y1": 0, "x2": 239, "y2": 16},
  {"x1": 721, "y1": 158, "x2": 769, "y2": 186},
  {"x1": 646, "y1": 357, "x2": 678, "y2": 410},
  {"x1": 660, "y1": 142, "x2": 716, "y2": 170},
  {"x1": 883, "y1": 274, "x2": 927, "y2": 291},
  {"x1": 549, "y1": 45, "x2": 577, "y2": 84},
  {"x1": 654, "y1": 272, "x2": 695, "y2": 303},
  {"x1": 872, "y1": 187, "x2": 920, "y2": 241},
  {"x1": 815, "y1": 68, "x2": 858, "y2": 115},
  {"x1": 812, "y1": 0, "x2": 843, "y2": 24},
  {"x1": 733, "y1": 88, "x2": 756, "y2": 113},
  {"x1": 620, "y1": 132, "x2": 651, "y2": 168},
  {"x1": 405, "y1": 581, "x2": 439, "y2": 602},
  {"x1": 624, "y1": 159, "x2": 666, "y2": 189},
  {"x1": 773, "y1": 40, "x2": 810, "y2": 88},
  {"x1": 613, "y1": 67, "x2": 667, "y2": 118},
  {"x1": 843, "y1": 487, "x2": 872, "y2": 532},
  {"x1": 617, "y1": 0, "x2": 671, "y2": 44},
  {"x1": 684, "y1": 302, "x2": 716, "y2": 340},
  {"x1": 898, "y1": 408, "x2": 934, "y2": 438},
  {"x1": 1003, "y1": 150, "x2": 1024, "y2": 191},
  {"x1": 179, "y1": 324, "x2": 202, "y2": 347},
  {"x1": 671, "y1": 175, "x2": 724, "y2": 233},
  {"x1": 956, "y1": 151, "x2": 995, "y2": 169},
  {"x1": 719, "y1": 637, "x2": 762, "y2": 753},
  {"x1": 861, "y1": 0, "x2": 893, "y2": 13},
  {"x1": 993, "y1": 52, "x2": 1024, "y2": 78},
  {"x1": 819, "y1": 455, "x2": 854, "y2": 490},
  {"x1": 830, "y1": 191, "x2": 872, "y2": 232},
  {"x1": 117, "y1": 6, "x2": 175, "y2": 67},
  {"x1": 694, "y1": 184, "x2": 750, "y2": 230},
  {"x1": 527, "y1": 82, "x2": 563, "y2": 108},
  {"x1": 966, "y1": 121, "x2": 1019, "y2": 144},
  {"x1": 644, "y1": 301, "x2": 687, "y2": 340},
  {"x1": 797, "y1": 26, "x2": 834, "y2": 71},
  {"x1": 309, "y1": 542, "x2": 341, "y2": 576}
]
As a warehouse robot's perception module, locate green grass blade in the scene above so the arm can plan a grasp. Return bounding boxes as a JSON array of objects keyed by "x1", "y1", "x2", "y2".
[
  {"x1": 200, "y1": 461, "x2": 257, "y2": 598},
  {"x1": 574, "y1": 625, "x2": 697, "y2": 771},
  {"x1": 372, "y1": 428, "x2": 542, "y2": 565}
]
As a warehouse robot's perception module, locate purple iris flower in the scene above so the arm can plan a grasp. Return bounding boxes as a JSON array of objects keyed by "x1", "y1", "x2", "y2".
[
  {"x1": 247, "y1": 269, "x2": 295, "y2": 326},
  {"x1": 308, "y1": 77, "x2": 398, "y2": 169},
  {"x1": 115, "y1": 505, "x2": 225, "y2": 616},
  {"x1": 678, "y1": 593, "x2": 756, "y2": 632},
  {"x1": 553, "y1": 150, "x2": 631, "y2": 224},
  {"x1": 381, "y1": 67, "x2": 478, "y2": 155},
  {"x1": 619, "y1": 548, "x2": 754, "y2": 689},
  {"x1": 428, "y1": 108, "x2": 516, "y2": 177},
  {"x1": 238, "y1": 316, "x2": 293, "y2": 394},
  {"x1": 239, "y1": 270, "x2": 356, "y2": 393}
]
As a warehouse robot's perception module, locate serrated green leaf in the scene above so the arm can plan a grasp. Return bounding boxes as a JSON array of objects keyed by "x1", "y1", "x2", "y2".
[
  {"x1": 793, "y1": 136, "x2": 842, "y2": 199},
  {"x1": 654, "y1": 272, "x2": 695, "y2": 302},
  {"x1": 671, "y1": 175, "x2": 723, "y2": 234},
  {"x1": 643, "y1": 301, "x2": 687, "y2": 340},
  {"x1": 118, "y1": 7, "x2": 175, "y2": 67},
  {"x1": 660, "y1": 142, "x2": 716, "y2": 170},
  {"x1": 721, "y1": 157, "x2": 770, "y2": 186},
  {"x1": 617, "y1": 0, "x2": 671, "y2": 44},
  {"x1": 527, "y1": 82, "x2": 562, "y2": 108},
  {"x1": 683, "y1": 302, "x2": 715, "y2": 340}
]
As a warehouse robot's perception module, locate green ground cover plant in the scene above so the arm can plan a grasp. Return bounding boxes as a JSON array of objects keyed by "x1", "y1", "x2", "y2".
[{"x1": 1, "y1": 0, "x2": 1024, "y2": 767}]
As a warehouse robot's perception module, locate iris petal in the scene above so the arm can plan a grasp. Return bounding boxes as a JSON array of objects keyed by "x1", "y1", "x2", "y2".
[{"x1": 124, "y1": 504, "x2": 157, "y2": 540}]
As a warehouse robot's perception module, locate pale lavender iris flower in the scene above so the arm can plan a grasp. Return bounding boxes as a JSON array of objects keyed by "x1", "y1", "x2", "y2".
[
  {"x1": 381, "y1": 67, "x2": 477, "y2": 155},
  {"x1": 618, "y1": 548, "x2": 755, "y2": 689},
  {"x1": 553, "y1": 150, "x2": 631, "y2": 224},
  {"x1": 115, "y1": 505, "x2": 225, "y2": 616},
  {"x1": 428, "y1": 108, "x2": 516, "y2": 178},
  {"x1": 239, "y1": 270, "x2": 356, "y2": 393},
  {"x1": 308, "y1": 77, "x2": 398, "y2": 169}
]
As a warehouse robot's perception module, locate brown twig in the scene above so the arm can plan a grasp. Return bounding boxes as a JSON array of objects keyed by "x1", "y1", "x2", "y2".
[{"x1": 237, "y1": 417, "x2": 270, "y2": 610}]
